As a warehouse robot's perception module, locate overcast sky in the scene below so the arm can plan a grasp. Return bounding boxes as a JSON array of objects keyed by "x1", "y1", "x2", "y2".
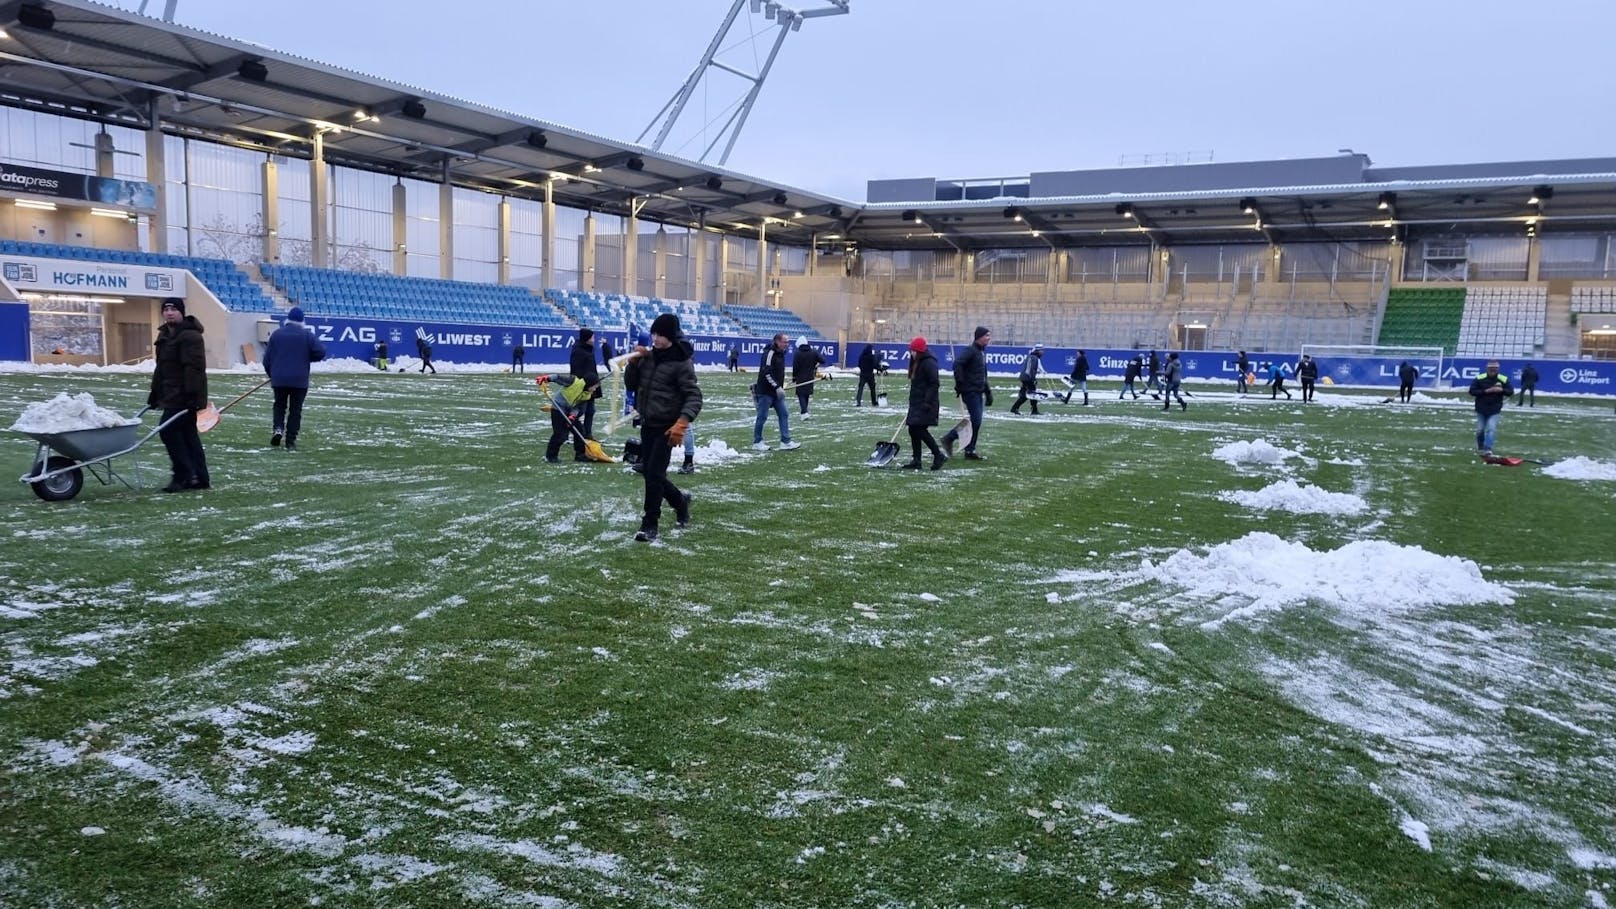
[{"x1": 102, "y1": 0, "x2": 1616, "y2": 201}]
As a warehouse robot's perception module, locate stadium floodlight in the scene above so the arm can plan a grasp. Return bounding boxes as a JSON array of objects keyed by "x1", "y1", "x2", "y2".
[
  {"x1": 1003, "y1": 206, "x2": 1022, "y2": 221},
  {"x1": 1528, "y1": 185, "x2": 1553, "y2": 205},
  {"x1": 1239, "y1": 197, "x2": 1257, "y2": 215},
  {"x1": 1377, "y1": 192, "x2": 1396, "y2": 211},
  {"x1": 1114, "y1": 203, "x2": 1134, "y2": 219},
  {"x1": 901, "y1": 210, "x2": 919, "y2": 222}
]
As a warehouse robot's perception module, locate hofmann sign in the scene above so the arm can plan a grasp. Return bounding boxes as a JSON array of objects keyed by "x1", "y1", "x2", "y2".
[
  {"x1": 1, "y1": 256, "x2": 186, "y2": 295},
  {"x1": 0, "y1": 162, "x2": 157, "y2": 210}
]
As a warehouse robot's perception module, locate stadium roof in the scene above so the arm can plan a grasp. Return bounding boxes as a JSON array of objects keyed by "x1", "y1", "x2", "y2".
[
  {"x1": 0, "y1": 0, "x2": 850, "y2": 244},
  {"x1": 4, "y1": 1, "x2": 1616, "y2": 254}
]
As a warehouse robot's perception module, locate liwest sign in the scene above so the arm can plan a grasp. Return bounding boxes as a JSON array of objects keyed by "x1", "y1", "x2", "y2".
[
  {"x1": 0, "y1": 256, "x2": 185, "y2": 295},
  {"x1": 0, "y1": 162, "x2": 157, "y2": 210}
]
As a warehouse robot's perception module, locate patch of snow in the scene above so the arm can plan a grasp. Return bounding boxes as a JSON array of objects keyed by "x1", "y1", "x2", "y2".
[
  {"x1": 10, "y1": 392, "x2": 137, "y2": 432},
  {"x1": 1218, "y1": 479, "x2": 1368, "y2": 515},
  {"x1": 1401, "y1": 817, "x2": 1432, "y2": 851},
  {"x1": 1212, "y1": 439, "x2": 1300, "y2": 465},
  {"x1": 1543, "y1": 457, "x2": 1616, "y2": 481}
]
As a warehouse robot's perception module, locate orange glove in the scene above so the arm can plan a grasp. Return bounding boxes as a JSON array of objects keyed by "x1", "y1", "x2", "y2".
[{"x1": 665, "y1": 417, "x2": 689, "y2": 447}]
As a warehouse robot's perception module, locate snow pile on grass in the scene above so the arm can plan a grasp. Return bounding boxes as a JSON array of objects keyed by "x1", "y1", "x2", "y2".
[
  {"x1": 10, "y1": 392, "x2": 137, "y2": 432},
  {"x1": 1212, "y1": 439, "x2": 1299, "y2": 465},
  {"x1": 1543, "y1": 457, "x2": 1616, "y2": 481},
  {"x1": 1219, "y1": 479, "x2": 1368, "y2": 515},
  {"x1": 693, "y1": 438, "x2": 745, "y2": 465},
  {"x1": 1142, "y1": 532, "x2": 1513, "y2": 626}
]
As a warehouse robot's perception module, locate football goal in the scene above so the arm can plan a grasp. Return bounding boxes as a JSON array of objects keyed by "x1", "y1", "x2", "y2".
[{"x1": 1298, "y1": 344, "x2": 1445, "y2": 389}]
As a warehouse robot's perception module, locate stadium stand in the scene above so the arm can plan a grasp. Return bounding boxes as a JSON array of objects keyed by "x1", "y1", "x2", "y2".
[
  {"x1": 1377, "y1": 287, "x2": 1466, "y2": 355},
  {"x1": 260, "y1": 264, "x2": 570, "y2": 327},
  {"x1": 724, "y1": 303, "x2": 823, "y2": 339},
  {"x1": 0, "y1": 239, "x2": 273, "y2": 313},
  {"x1": 545, "y1": 290, "x2": 746, "y2": 335},
  {"x1": 1571, "y1": 285, "x2": 1616, "y2": 314},
  {"x1": 1456, "y1": 285, "x2": 1546, "y2": 356}
]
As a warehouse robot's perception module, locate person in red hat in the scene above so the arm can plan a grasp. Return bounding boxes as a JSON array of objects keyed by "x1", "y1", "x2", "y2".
[{"x1": 902, "y1": 337, "x2": 946, "y2": 470}]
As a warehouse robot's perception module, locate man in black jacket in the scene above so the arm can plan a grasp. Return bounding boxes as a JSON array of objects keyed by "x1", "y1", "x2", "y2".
[
  {"x1": 940, "y1": 325, "x2": 990, "y2": 460},
  {"x1": 1468, "y1": 359, "x2": 1513, "y2": 456},
  {"x1": 791, "y1": 337, "x2": 825, "y2": 418},
  {"x1": 856, "y1": 344, "x2": 879, "y2": 407},
  {"x1": 751, "y1": 333, "x2": 798, "y2": 450},
  {"x1": 1063, "y1": 349, "x2": 1090, "y2": 405},
  {"x1": 148, "y1": 297, "x2": 210, "y2": 492},
  {"x1": 623, "y1": 313, "x2": 702, "y2": 542},
  {"x1": 1236, "y1": 350, "x2": 1251, "y2": 394},
  {"x1": 570, "y1": 328, "x2": 601, "y2": 442},
  {"x1": 1397, "y1": 360, "x2": 1418, "y2": 403},
  {"x1": 1518, "y1": 362, "x2": 1539, "y2": 406},
  {"x1": 1296, "y1": 354, "x2": 1320, "y2": 402}
]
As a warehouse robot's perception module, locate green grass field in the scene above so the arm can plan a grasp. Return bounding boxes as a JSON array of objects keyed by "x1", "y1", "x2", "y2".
[{"x1": 3, "y1": 367, "x2": 1614, "y2": 908}]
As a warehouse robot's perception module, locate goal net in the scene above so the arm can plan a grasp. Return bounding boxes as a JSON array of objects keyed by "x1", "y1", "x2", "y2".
[{"x1": 1298, "y1": 344, "x2": 1445, "y2": 389}]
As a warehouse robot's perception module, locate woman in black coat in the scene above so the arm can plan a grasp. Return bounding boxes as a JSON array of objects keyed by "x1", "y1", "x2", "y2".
[{"x1": 903, "y1": 337, "x2": 945, "y2": 470}]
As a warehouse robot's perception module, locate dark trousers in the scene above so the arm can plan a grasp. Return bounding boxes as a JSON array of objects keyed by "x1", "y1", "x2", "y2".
[
  {"x1": 907, "y1": 424, "x2": 941, "y2": 463},
  {"x1": 580, "y1": 398, "x2": 597, "y2": 439},
  {"x1": 271, "y1": 386, "x2": 308, "y2": 443},
  {"x1": 1236, "y1": 371, "x2": 1249, "y2": 393},
  {"x1": 796, "y1": 387, "x2": 812, "y2": 415},
  {"x1": 639, "y1": 424, "x2": 684, "y2": 529},
  {"x1": 1300, "y1": 379, "x2": 1315, "y2": 401},
  {"x1": 159, "y1": 407, "x2": 208, "y2": 485},
  {"x1": 1271, "y1": 378, "x2": 1291, "y2": 399},
  {"x1": 546, "y1": 408, "x2": 584, "y2": 459},
  {"x1": 1519, "y1": 385, "x2": 1535, "y2": 406},
  {"x1": 1011, "y1": 380, "x2": 1040, "y2": 414},
  {"x1": 1399, "y1": 382, "x2": 1414, "y2": 403},
  {"x1": 419, "y1": 353, "x2": 435, "y2": 373},
  {"x1": 941, "y1": 391, "x2": 984, "y2": 454},
  {"x1": 512, "y1": 353, "x2": 524, "y2": 373},
  {"x1": 856, "y1": 374, "x2": 878, "y2": 405}
]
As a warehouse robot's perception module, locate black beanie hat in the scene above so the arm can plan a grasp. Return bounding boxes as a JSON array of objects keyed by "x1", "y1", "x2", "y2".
[
  {"x1": 650, "y1": 313, "x2": 681, "y2": 338},
  {"x1": 578, "y1": 327, "x2": 594, "y2": 344},
  {"x1": 161, "y1": 297, "x2": 185, "y2": 315},
  {"x1": 974, "y1": 326, "x2": 990, "y2": 340}
]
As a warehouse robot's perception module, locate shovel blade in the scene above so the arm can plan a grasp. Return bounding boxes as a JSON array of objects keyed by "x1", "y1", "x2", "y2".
[
  {"x1": 583, "y1": 438, "x2": 616, "y2": 463},
  {"x1": 195, "y1": 402, "x2": 221, "y2": 433},
  {"x1": 876, "y1": 392, "x2": 888, "y2": 407},
  {"x1": 866, "y1": 440, "x2": 900, "y2": 468}
]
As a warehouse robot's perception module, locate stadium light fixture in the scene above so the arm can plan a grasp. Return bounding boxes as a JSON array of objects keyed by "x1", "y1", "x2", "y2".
[
  {"x1": 1239, "y1": 197, "x2": 1257, "y2": 215},
  {"x1": 1114, "y1": 203, "x2": 1135, "y2": 219},
  {"x1": 1003, "y1": 206, "x2": 1022, "y2": 221},
  {"x1": 0, "y1": 27, "x2": 10, "y2": 39},
  {"x1": 1528, "y1": 185, "x2": 1553, "y2": 205},
  {"x1": 1377, "y1": 192, "x2": 1396, "y2": 211},
  {"x1": 15, "y1": 199, "x2": 57, "y2": 211},
  {"x1": 90, "y1": 208, "x2": 129, "y2": 218}
]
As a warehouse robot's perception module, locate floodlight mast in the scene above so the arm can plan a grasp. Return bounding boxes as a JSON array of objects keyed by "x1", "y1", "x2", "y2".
[
  {"x1": 638, "y1": 0, "x2": 850, "y2": 166},
  {"x1": 136, "y1": 0, "x2": 179, "y2": 22}
]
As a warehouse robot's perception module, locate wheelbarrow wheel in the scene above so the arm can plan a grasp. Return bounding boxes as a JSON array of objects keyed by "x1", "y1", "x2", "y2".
[{"x1": 30, "y1": 456, "x2": 83, "y2": 502}]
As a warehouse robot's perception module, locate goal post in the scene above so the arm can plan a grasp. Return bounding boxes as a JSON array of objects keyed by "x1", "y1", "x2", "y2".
[{"x1": 1298, "y1": 344, "x2": 1445, "y2": 389}]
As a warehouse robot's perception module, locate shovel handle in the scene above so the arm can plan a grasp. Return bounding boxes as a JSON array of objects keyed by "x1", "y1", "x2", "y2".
[{"x1": 218, "y1": 377, "x2": 272, "y2": 415}]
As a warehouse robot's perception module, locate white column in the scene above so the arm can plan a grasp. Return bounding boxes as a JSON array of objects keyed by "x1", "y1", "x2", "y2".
[
  {"x1": 391, "y1": 180, "x2": 407, "y2": 275},
  {"x1": 144, "y1": 101, "x2": 167, "y2": 253},
  {"x1": 582, "y1": 213, "x2": 596, "y2": 292},
  {"x1": 262, "y1": 158, "x2": 280, "y2": 263},
  {"x1": 757, "y1": 221, "x2": 768, "y2": 307},
  {"x1": 498, "y1": 197, "x2": 511, "y2": 285},
  {"x1": 692, "y1": 217, "x2": 708, "y2": 304},
  {"x1": 624, "y1": 203, "x2": 638, "y2": 296},
  {"x1": 541, "y1": 179, "x2": 555, "y2": 291},
  {"x1": 310, "y1": 131, "x2": 328, "y2": 268},
  {"x1": 438, "y1": 160, "x2": 454, "y2": 279},
  {"x1": 654, "y1": 226, "x2": 668, "y2": 299}
]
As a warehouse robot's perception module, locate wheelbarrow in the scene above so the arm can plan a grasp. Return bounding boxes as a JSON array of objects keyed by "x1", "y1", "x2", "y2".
[{"x1": 15, "y1": 406, "x2": 184, "y2": 501}]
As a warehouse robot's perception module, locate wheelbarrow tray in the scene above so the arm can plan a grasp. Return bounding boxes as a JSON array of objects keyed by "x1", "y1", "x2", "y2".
[{"x1": 20, "y1": 422, "x2": 141, "y2": 462}]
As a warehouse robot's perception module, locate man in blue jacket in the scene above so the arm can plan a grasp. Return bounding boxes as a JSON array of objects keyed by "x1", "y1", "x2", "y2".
[
  {"x1": 1468, "y1": 359, "x2": 1513, "y2": 456},
  {"x1": 263, "y1": 307, "x2": 326, "y2": 451}
]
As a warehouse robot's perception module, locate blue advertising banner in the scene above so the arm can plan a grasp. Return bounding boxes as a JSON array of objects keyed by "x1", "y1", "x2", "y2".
[
  {"x1": 296, "y1": 316, "x2": 839, "y2": 370},
  {"x1": 843, "y1": 339, "x2": 1616, "y2": 395},
  {"x1": 0, "y1": 302, "x2": 29, "y2": 362}
]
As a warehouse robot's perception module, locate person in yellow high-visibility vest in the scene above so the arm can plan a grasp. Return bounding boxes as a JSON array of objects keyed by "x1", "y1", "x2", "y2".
[{"x1": 538, "y1": 373, "x2": 597, "y2": 463}]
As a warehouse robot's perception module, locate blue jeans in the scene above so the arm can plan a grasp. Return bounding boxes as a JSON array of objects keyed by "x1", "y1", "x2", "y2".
[
  {"x1": 1475, "y1": 412, "x2": 1501, "y2": 452},
  {"x1": 753, "y1": 391, "x2": 791, "y2": 444}
]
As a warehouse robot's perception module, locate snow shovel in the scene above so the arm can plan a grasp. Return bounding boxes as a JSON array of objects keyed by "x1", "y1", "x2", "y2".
[
  {"x1": 196, "y1": 377, "x2": 270, "y2": 433},
  {"x1": 563, "y1": 416, "x2": 615, "y2": 462},
  {"x1": 866, "y1": 420, "x2": 905, "y2": 468},
  {"x1": 946, "y1": 413, "x2": 973, "y2": 454}
]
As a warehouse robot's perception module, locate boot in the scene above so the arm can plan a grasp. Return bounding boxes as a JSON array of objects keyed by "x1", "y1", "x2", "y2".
[
  {"x1": 1083, "y1": 393, "x2": 1089, "y2": 405},
  {"x1": 901, "y1": 458, "x2": 922, "y2": 470},
  {"x1": 931, "y1": 452, "x2": 948, "y2": 471},
  {"x1": 1180, "y1": 400, "x2": 1187, "y2": 411},
  {"x1": 1031, "y1": 403, "x2": 1040, "y2": 415}
]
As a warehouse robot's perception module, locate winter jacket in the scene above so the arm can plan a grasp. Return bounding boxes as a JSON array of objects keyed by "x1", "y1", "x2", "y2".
[
  {"x1": 1237, "y1": 353, "x2": 1250, "y2": 374},
  {"x1": 1124, "y1": 359, "x2": 1142, "y2": 382},
  {"x1": 1018, "y1": 351, "x2": 1043, "y2": 383},
  {"x1": 953, "y1": 341, "x2": 988, "y2": 394},
  {"x1": 792, "y1": 344, "x2": 825, "y2": 386},
  {"x1": 1469, "y1": 372, "x2": 1512, "y2": 416},
  {"x1": 906, "y1": 349, "x2": 940, "y2": 427},
  {"x1": 1398, "y1": 362, "x2": 1419, "y2": 386},
  {"x1": 148, "y1": 316, "x2": 208, "y2": 410},
  {"x1": 858, "y1": 345, "x2": 877, "y2": 378},
  {"x1": 626, "y1": 338, "x2": 702, "y2": 430},
  {"x1": 263, "y1": 320, "x2": 326, "y2": 389},
  {"x1": 545, "y1": 374, "x2": 591, "y2": 417},
  {"x1": 1070, "y1": 352, "x2": 1089, "y2": 381},
  {"x1": 1164, "y1": 358, "x2": 1183, "y2": 386},
  {"x1": 1297, "y1": 359, "x2": 1319, "y2": 381},
  {"x1": 1266, "y1": 364, "x2": 1285, "y2": 383},
  {"x1": 570, "y1": 339, "x2": 601, "y2": 398},
  {"x1": 1521, "y1": 364, "x2": 1539, "y2": 387},
  {"x1": 758, "y1": 344, "x2": 787, "y2": 396},
  {"x1": 1147, "y1": 352, "x2": 1161, "y2": 378}
]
